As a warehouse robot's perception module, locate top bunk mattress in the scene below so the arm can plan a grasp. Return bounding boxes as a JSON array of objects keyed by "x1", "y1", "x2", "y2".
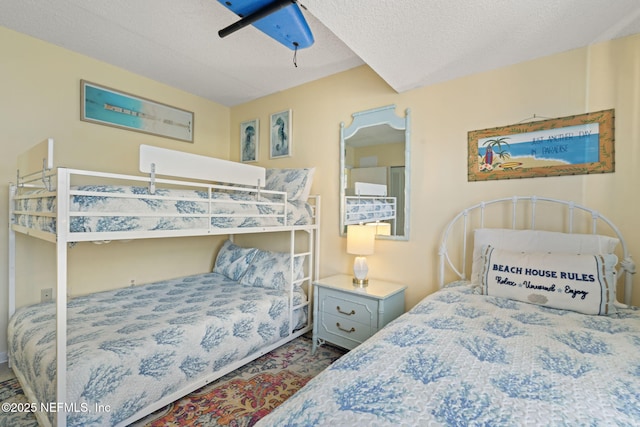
[
  {"x1": 344, "y1": 196, "x2": 396, "y2": 225},
  {"x1": 13, "y1": 184, "x2": 314, "y2": 235}
]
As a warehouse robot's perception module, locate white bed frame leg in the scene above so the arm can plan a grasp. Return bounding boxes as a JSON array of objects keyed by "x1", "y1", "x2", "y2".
[
  {"x1": 8, "y1": 184, "x2": 17, "y2": 368},
  {"x1": 56, "y1": 169, "x2": 69, "y2": 427},
  {"x1": 289, "y1": 230, "x2": 295, "y2": 336}
]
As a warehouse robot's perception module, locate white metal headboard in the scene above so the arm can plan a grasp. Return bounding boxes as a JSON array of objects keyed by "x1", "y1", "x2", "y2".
[{"x1": 438, "y1": 196, "x2": 635, "y2": 305}]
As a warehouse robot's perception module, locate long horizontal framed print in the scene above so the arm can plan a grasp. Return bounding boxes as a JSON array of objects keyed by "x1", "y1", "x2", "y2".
[
  {"x1": 468, "y1": 109, "x2": 614, "y2": 181},
  {"x1": 81, "y1": 80, "x2": 194, "y2": 142},
  {"x1": 270, "y1": 109, "x2": 292, "y2": 159},
  {"x1": 240, "y1": 118, "x2": 259, "y2": 162}
]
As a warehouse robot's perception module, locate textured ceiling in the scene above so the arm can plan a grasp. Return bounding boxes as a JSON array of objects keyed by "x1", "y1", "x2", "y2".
[
  {"x1": 1, "y1": 0, "x2": 640, "y2": 106},
  {"x1": 305, "y1": 0, "x2": 640, "y2": 92},
  {"x1": 0, "y1": 0, "x2": 363, "y2": 106}
]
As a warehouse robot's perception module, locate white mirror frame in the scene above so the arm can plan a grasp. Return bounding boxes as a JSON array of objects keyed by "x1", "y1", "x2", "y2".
[{"x1": 340, "y1": 105, "x2": 411, "y2": 241}]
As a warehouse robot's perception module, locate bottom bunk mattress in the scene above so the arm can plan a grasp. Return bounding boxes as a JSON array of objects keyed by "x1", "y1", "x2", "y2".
[
  {"x1": 257, "y1": 283, "x2": 640, "y2": 426},
  {"x1": 8, "y1": 271, "x2": 307, "y2": 426}
]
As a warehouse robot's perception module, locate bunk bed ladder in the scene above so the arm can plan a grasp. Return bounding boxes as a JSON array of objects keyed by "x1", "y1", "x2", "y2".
[
  {"x1": 287, "y1": 196, "x2": 320, "y2": 335},
  {"x1": 288, "y1": 228, "x2": 313, "y2": 335}
]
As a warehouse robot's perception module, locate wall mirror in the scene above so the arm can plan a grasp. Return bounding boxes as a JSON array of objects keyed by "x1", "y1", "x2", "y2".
[{"x1": 340, "y1": 105, "x2": 411, "y2": 240}]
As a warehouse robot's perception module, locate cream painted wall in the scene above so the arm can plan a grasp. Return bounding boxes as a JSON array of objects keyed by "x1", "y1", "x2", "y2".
[
  {"x1": 230, "y1": 34, "x2": 640, "y2": 312},
  {"x1": 0, "y1": 27, "x2": 231, "y2": 359},
  {"x1": 354, "y1": 142, "x2": 404, "y2": 168}
]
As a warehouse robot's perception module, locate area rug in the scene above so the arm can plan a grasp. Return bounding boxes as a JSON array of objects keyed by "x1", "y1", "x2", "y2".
[
  {"x1": 0, "y1": 377, "x2": 35, "y2": 427},
  {"x1": 0, "y1": 336, "x2": 345, "y2": 427}
]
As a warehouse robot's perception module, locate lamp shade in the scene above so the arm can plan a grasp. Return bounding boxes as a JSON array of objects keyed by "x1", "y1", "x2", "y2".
[
  {"x1": 367, "y1": 221, "x2": 391, "y2": 236},
  {"x1": 347, "y1": 224, "x2": 376, "y2": 255}
]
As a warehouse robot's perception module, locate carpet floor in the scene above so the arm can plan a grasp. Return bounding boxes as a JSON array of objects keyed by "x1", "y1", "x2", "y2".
[{"x1": 0, "y1": 336, "x2": 345, "y2": 427}]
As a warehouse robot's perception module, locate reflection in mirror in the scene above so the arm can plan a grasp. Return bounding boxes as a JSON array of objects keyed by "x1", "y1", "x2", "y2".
[{"x1": 340, "y1": 105, "x2": 410, "y2": 240}]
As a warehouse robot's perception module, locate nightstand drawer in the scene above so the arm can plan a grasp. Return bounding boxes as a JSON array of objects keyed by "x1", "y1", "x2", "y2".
[
  {"x1": 319, "y1": 313, "x2": 373, "y2": 346},
  {"x1": 319, "y1": 288, "x2": 378, "y2": 326}
]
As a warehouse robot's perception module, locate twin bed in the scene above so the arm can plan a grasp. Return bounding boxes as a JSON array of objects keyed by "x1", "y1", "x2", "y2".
[
  {"x1": 258, "y1": 196, "x2": 640, "y2": 426},
  {"x1": 8, "y1": 140, "x2": 319, "y2": 426}
]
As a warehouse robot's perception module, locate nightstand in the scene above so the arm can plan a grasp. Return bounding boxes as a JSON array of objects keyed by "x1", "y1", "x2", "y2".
[{"x1": 312, "y1": 274, "x2": 407, "y2": 353}]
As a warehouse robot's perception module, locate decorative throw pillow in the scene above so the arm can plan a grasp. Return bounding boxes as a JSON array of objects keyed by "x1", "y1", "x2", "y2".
[
  {"x1": 213, "y1": 240, "x2": 258, "y2": 281},
  {"x1": 470, "y1": 228, "x2": 619, "y2": 286},
  {"x1": 240, "y1": 249, "x2": 305, "y2": 290},
  {"x1": 480, "y1": 245, "x2": 618, "y2": 315},
  {"x1": 265, "y1": 168, "x2": 315, "y2": 201}
]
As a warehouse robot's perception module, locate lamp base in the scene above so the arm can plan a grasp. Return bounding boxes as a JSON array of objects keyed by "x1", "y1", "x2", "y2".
[
  {"x1": 352, "y1": 256, "x2": 369, "y2": 287},
  {"x1": 352, "y1": 277, "x2": 369, "y2": 287}
]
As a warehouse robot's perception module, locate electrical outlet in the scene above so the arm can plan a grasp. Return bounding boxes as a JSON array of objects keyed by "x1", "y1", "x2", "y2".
[
  {"x1": 41, "y1": 288, "x2": 53, "y2": 302},
  {"x1": 130, "y1": 279, "x2": 136, "y2": 287}
]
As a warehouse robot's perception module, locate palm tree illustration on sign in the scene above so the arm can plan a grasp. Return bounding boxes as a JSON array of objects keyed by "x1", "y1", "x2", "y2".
[{"x1": 479, "y1": 137, "x2": 520, "y2": 171}]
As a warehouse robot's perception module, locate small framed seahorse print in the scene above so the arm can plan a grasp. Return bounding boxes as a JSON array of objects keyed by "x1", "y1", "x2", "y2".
[{"x1": 270, "y1": 109, "x2": 292, "y2": 159}]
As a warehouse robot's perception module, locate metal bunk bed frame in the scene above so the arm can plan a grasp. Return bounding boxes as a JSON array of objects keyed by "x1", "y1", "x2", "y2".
[{"x1": 8, "y1": 139, "x2": 320, "y2": 427}]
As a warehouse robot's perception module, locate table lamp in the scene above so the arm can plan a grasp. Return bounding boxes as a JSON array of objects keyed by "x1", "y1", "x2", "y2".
[{"x1": 347, "y1": 224, "x2": 376, "y2": 287}]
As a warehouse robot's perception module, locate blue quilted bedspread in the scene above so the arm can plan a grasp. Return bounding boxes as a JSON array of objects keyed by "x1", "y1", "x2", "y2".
[
  {"x1": 8, "y1": 272, "x2": 306, "y2": 426},
  {"x1": 258, "y1": 283, "x2": 640, "y2": 426},
  {"x1": 14, "y1": 185, "x2": 313, "y2": 234}
]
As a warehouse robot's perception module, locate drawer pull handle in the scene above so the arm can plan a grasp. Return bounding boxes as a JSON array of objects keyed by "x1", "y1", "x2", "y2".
[
  {"x1": 336, "y1": 322, "x2": 355, "y2": 333},
  {"x1": 336, "y1": 306, "x2": 355, "y2": 316}
]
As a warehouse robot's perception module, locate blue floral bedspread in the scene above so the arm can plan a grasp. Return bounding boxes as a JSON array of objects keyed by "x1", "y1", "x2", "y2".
[
  {"x1": 258, "y1": 283, "x2": 640, "y2": 426},
  {"x1": 14, "y1": 185, "x2": 313, "y2": 234},
  {"x1": 8, "y1": 272, "x2": 306, "y2": 426}
]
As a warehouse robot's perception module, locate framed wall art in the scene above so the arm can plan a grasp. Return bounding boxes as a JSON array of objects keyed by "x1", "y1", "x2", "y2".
[
  {"x1": 468, "y1": 109, "x2": 614, "y2": 181},
  {"x1": 81, "y1": 80, "x2": 194, "y2": 142},
  {"x1": 240, "y1": 118, "x2": 259, "y2": 162},
  {"x1": 270, "y1": 109, "x2": 292, "y2": 159}
]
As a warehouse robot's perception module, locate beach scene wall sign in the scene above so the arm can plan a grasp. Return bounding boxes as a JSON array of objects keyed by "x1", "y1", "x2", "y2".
[
  {"x1": 468, "y1": 109, "x2": 614, "y2": 181},
  {"x1": 81, "y1": 80, "x2": 194, "y2": 142}
]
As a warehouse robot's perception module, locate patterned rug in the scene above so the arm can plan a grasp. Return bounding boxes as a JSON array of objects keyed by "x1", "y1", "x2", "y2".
[
  {"x1": 0, "y1": 336, "x2": 345, "y2": 427},
  {"x1": 0, "y1": 377, "x2": 34, "y2": 427}
]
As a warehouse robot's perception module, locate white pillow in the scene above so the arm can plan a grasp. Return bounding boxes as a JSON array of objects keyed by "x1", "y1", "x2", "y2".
[
  {"x1": 470, "y1": 228, "x2": 619, "y2": 286},
  {"x1": 480, "y1": 246, "x2": 617, "y2": 315}
]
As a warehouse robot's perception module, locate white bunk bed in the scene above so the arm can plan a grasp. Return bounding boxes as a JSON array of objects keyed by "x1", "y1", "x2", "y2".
[
  {"x1": 7, "y1": 139, "x2": 320, "y2": 427},
  {"x1": 344, "y1": 182, "x2": 396, "y2": 232}
]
